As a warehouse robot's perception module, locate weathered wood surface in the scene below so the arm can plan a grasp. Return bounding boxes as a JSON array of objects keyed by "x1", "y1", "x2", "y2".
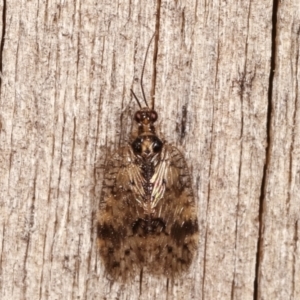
[{"x1": 0, "y1": 0, "x2": 299, "y2": 299}]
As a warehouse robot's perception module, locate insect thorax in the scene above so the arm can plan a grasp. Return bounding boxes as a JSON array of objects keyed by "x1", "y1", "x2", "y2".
[{"x1": 129, "y1": 107, "x2": 165, "y2": 212}]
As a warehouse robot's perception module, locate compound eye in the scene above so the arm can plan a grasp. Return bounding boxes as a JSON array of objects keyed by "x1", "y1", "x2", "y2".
[
  {"x1": 132, "y1": 138, "x2": 142, "y2": 154},
  {"x1": 152, "y1": 137, "x2": 163, "y2": 153},
  {"x1": 150, "y1": 111, "x2": 158, "y2": 122},
  {"x1": 134, "y1": 112, "x2": 142, "y2": 123}
]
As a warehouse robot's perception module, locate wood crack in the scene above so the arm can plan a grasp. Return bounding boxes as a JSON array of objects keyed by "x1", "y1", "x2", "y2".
[
  {"x1": 253, "y1": 0, "x2": 280, "y2": 299},
  {"x1": 0, "y1": 0, "x2": 6, "y2": 90}
]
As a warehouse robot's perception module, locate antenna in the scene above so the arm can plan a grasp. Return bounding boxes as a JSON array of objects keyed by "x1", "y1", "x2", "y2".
[
  {"x1": 130, "y1": 89, "x2": 142, "y2": 109},
  {"x1": 140, "y1": 32, "x2": 156, "y2": 108}
]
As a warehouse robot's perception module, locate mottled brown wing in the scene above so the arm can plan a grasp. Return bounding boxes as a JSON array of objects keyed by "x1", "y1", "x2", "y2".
[
  {"x1": 97, "y1": 146, "x2": 146, "y2": 281},
  {"x1": 146, "y1": 144, "x2": 199, "y2": 276},
  {"x1": 97, "y1": 144, "x2": 199, "y2": 281}
]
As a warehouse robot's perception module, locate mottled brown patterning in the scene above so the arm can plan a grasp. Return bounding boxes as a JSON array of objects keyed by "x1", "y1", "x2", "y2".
[{"x1": 97, "y1": 104, "x2": 199, "y2": 281}]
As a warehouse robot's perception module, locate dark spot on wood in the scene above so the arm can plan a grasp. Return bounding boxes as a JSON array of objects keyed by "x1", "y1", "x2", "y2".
[
  {"x1": 125, "y1": 249, "x2": 130, "y2": 255},
  {"x1": 176, "y1": 105, "x2": 188, "y2": 143}
]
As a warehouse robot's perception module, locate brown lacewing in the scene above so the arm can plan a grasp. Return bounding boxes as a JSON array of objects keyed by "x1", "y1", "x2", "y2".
[{"x1": 97, "y1": 34, "x2": 199, "y2": 281}]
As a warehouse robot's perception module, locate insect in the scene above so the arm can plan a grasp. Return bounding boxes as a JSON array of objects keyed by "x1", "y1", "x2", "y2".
[{"x1": 97, "y1": 34, "x2": 199, "y2": 282}]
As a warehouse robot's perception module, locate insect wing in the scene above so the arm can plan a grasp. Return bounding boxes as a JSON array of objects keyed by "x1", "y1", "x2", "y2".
[
  {"x1": 97, "y1": 144, "x2": 199, "y2": 280},
  {"x1": 97, "y1": 146, "x2": 145, "y2": 280},
  {"x1": 146, "y1": 144, "x2": 199, "y2": 275}
]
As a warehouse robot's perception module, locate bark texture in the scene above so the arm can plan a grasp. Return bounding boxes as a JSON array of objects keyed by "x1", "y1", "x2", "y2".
[{"x1": 0, "y1": 0, "x2": 299, "y2": 299}]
